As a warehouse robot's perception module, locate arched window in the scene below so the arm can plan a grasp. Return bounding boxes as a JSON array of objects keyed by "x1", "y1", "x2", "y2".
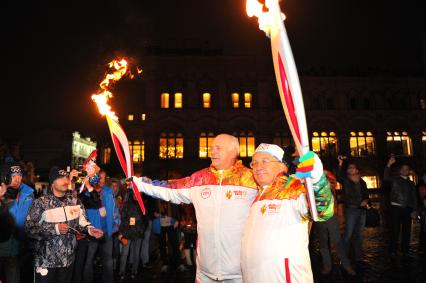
[
  {"x1": 159, "y1": 132, "x2": 184, "y2": 159},
  {"x1": 311, "y1": 131, "x2": 338, "y2": 157},
  {"x1": 233, "y1": 131, "x2": 255, "y2": 157},
  {"x1": 174, "y1": 92, "x2": 183, "y2": 108},
  {"x1": 232, "y1": 92, "x2": 239, "y2": 108},
  {"x1": 129, "y1": 140, "x2": 145, "y2": 163},
  {"x1": 244, "y1": 92, "x2": 252, "y2": 108},
  {"x1": 199, "y1": 131, "x2": 215, "y2": 158},
  {"x1": 349, "y1": 131, "x2": 376, "y2": 157},
  {"x1": 202, "y1": 93, "x2": 211, "y2": 108},
  {"x1": 386, "y1": 131, "x2": 413, "y2": 156},
  {"x1": 161, "y1": 93, "x2": 170, "y2": 108}
]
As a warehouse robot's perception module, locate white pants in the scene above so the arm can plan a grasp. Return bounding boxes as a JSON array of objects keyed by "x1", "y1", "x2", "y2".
[{"x1": 196, "y1": 270, "x2": 243, "y2": 283}]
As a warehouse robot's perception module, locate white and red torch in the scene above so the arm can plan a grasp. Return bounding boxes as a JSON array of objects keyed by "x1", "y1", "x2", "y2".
[
  {"x1": 91, "y1": 59, "x2": 146, "y2": 214},
  {"x1": 247, "y1": 0, "x2": 318, "y2": 220}
]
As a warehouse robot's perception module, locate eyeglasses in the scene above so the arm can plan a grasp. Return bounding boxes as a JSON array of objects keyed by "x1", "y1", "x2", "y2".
[{"x1": 250, "y1": 159, "x2": 282, "y2": 168}]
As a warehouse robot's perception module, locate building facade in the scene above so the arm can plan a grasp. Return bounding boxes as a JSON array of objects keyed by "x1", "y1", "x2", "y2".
[{"x1": 98, "y1": 52, "x2": 426, "y2": 189}]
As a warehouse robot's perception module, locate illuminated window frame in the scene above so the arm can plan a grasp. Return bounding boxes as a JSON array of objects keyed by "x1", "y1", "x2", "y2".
[
  {"x1": 174, "y1": 92, "x2": 183, "y2": 108},
  {"x1": 234, "y1": 131, "x2": 255, "y2": 158},
  {"x1": 202, "y1": 93, "x2": 211, "y2": 108},
  {"x1": 159, "y1": 132, "x2": 184, "y2": 159},
  {"x1": 129, "y1": 140, "x2": 145, "y2": 164},
  {"x1": 232, "y1": 92, "x2": 239, "y2": 108},
  {"x1": 349, "y1": 131, "x2": 376, "y2": 157},
  {"x1": 199, "y1": 132, "x2": 215, "y2": 158},
  {"x1": 128, "y1": 114, "x2": 134, "y2": 121},
  {"x1": 311, "y1": 131, "x2": 338, "y2": 157},
  {"x1": 361, "y1": 176, "x2": 379, "y2": 189},
  {"x1": 102, "y1": 147, "x2": 111, "y2": 164},
  {"x1": 244, "y1": 92, "x2": 252, "y2": 108},
  {"x1": 161, "y1": 93, "x2": 170, "y2": 109},
  {"x1": 386, "y1": 131, "x2": 413, "y2": 156}
]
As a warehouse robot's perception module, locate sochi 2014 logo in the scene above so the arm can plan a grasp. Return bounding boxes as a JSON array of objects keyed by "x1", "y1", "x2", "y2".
[{"x1": 201, "y1": 188, "x2": 211, "y2": 199}]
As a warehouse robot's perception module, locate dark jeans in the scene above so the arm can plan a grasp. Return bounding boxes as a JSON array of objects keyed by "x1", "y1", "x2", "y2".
[
  {"x1": 0, "y1": 256, "x2": 20, "y2": 283},
  {"x1": 119, "y1": 238, "x2": 143, "y2": 275},
  {"x1": 35, "y1": 263, "x2": 74, "y2": 283},
  {"x1": 316, "y1": 215, "x2": 351, "y2": 270},
  {"x1": 72, "y1": 238, "x2": 89, "y2": 283},
  {"x1": 343, "y1": 207, "x2": 366, "y2": 261},
  {"x1": 83, "y1": 237, "x2": 113, "y2": 283},
  {"x1": 160, "y1": 226, "x2": 180, "y2": 268},
  {"x1": 140, "y1": 220, "x2": 152, "y2": 265},
  {"x1": 390, "y1": 205, "x2": 412, "y2": 254}
]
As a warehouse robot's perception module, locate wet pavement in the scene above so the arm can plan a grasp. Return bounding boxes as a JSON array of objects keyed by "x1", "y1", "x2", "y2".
[{"x1": 111, "y1": 222, "x2": 425, "y2": 283}]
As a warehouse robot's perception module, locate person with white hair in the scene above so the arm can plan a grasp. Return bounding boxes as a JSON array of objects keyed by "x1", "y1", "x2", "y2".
[
  {"x1": 241, "y1": 144, "x2": 334, "y2": 283},
  {"x1": 132, "y1": 133, "x2": 257, "y2": 282}
]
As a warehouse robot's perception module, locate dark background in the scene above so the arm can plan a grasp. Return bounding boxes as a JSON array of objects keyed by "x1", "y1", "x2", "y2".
[{"x1": 2, "y1": 0, "x2": 425, "y2": 138}]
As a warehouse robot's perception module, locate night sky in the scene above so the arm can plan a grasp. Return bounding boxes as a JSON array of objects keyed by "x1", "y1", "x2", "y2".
[{"x1": 2, "y1": 0, "x2": 425, "y2": 139}]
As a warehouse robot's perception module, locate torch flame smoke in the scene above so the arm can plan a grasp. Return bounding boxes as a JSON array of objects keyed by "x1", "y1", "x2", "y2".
[
  {"x1": 91, "y1": 59, "x2": 142, "y2": 121},
  {"x1": 246, "y1": 0, "x2": 285, "y2": 36}
]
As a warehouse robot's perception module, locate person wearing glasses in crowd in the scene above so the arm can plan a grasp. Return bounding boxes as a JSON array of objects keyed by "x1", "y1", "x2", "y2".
[{"x1": 241, "y1": 144, "x2": 334, "y2": 283}]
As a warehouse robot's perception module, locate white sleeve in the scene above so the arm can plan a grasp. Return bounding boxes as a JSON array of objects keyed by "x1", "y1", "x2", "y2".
[{"x1": 133, "y1": 177, "x2": 192, "y2": 204}]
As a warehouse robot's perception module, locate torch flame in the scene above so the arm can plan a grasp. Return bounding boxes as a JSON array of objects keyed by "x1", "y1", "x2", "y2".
[
  {"x1": 91, "y1": 59, "x2": 136, "y2": 121},
  {"x1": 246, "y1": 0, "x2": 285, "y2": 36}
]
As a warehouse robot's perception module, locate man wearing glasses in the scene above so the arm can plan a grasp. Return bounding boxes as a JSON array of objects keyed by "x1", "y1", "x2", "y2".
[{"x1": 241, "y1": 143, "x2": 334, "y2": 283}]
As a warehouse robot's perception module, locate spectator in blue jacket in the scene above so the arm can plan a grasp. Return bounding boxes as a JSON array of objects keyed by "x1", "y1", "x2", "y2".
[
  {"x1": 82, "y1": 170, "x2": 120, "y2": 283},
  {"x1": 0, "y1": 163, "x2": 34, "y2": 283}
]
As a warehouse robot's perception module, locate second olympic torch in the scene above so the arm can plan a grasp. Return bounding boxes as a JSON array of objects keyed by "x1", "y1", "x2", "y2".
[{"x1": 247, "y1": 0, "x2": 318, "y2": 220}]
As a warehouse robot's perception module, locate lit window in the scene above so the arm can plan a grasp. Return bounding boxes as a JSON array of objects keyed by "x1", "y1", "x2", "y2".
[
  {"x1": 361, "y1": 176, "x2": 379, "y2": 189},
  {"x1": 273, "y1": 132, "x2": 294, "y2": 148},
  {"x1": 129, "y1": 140, "x2": 144, "y2": 164},
  {"x1": 311, "y1": 131, "x2": 338, "y2": 157},
  {"x1": 203, "y1": 93, "x2": 211, "y2": 108},
  {"x1": 423, "y1": 132, "x2": 426, "y2": 157},
  {"x1": 244, "y1": 92, "x2": 252, "y2": 108},
  {"x1": 174, "y1": 93, "x2": 183, "y2": 108},
  {"x1": 234, "y1": 131, "x2": 255, "y2": 157},
  {"x1": 349, "y1": 131, "x2": 376, "y2": 157},
  {"x1": 161, "y1": 93, "x2": 170, "y2": 108},
  {"x1": 102, "y1": 147, "x2": 111, "y2": 164},
  {"x1": 141, "y1": 114, "x2": 146, "y2": 121},
  {"x1": 199, "y1": 132, "x2": 215, "y2": 158},
  {"x1": 232, "y1": 93, "x2": 239, "y2": 108},
  {"x1": 159, "y1": 133, "x2": 184, "y2": 159},
  {"x1": 128, "y1": 114, "x2": 134, "y2": 121},
  {"x1": 386, "y1": 131, "x2": 413, "y2": 156}
]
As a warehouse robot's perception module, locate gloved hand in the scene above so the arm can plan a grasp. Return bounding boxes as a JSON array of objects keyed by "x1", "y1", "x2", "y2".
[{"x1": 295, "y1": 151, "x2": 323, "y2": 183}]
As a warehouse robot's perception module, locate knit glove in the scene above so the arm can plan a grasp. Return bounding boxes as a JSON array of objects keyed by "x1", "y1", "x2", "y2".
[{"x1": 295, "y1": 151, "x2": 323, "y2": 184}]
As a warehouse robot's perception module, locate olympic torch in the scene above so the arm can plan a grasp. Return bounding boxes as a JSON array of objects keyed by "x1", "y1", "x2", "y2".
[
  {"x1": 91, "y1": 59, "x2": 146, "y2": 214},
  {"x1": 247, "y1": 0, "x2": 318, "y2": 220}
]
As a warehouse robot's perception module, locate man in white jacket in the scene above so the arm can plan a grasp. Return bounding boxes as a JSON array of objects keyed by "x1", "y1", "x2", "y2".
[
  {"x1": 133, "y1": 134, "x2": 257, "y2": 282},
  {"x1": 241, "y1": 144, "x2": 334, "y2": 283}
]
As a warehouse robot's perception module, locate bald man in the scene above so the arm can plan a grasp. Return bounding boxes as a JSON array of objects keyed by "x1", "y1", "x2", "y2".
[{"x1": 133, "y1": 134, "x2": 257, "y2": 282}]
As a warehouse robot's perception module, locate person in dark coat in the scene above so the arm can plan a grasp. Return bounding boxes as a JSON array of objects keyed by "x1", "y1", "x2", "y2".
[{"x1": 117, "y1": 191, "x2": 148, "y2": 280}]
